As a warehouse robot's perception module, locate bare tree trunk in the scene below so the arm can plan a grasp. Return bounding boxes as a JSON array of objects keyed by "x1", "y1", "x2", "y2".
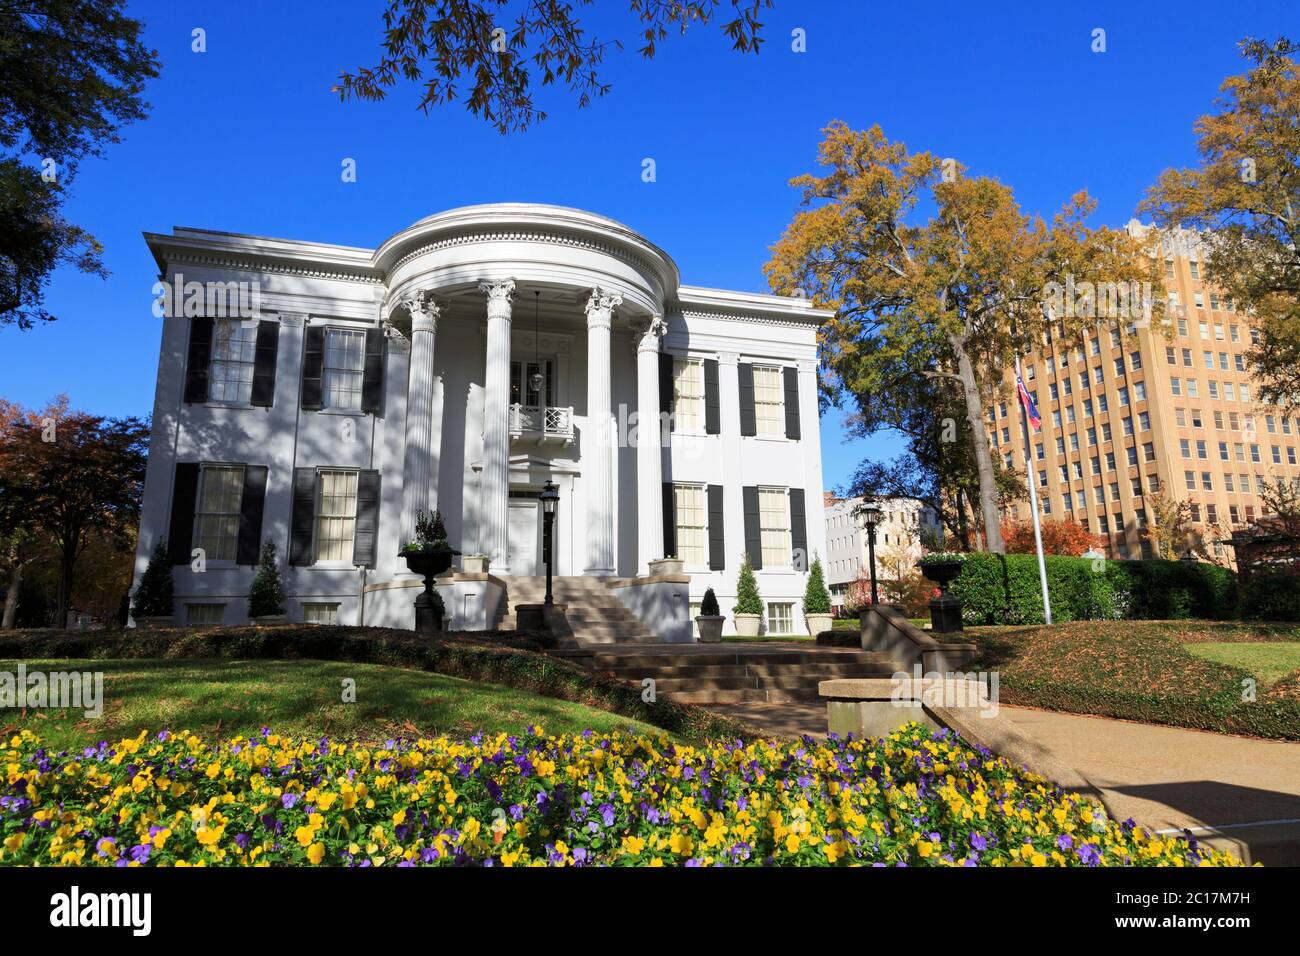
[
  {"x1": 952, "y1": 337, "x2": 1006, "y2": 554},
  {"x1": 2, "y1": 562, "x2": 19, "y2": 628}
]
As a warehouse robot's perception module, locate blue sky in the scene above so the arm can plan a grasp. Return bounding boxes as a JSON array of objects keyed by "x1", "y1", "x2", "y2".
[{"x1": 1, "y1": 0, "x2": 1294, "y2": 491}]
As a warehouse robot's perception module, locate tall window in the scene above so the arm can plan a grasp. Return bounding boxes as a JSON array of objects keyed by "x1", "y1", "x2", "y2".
[
  {"x1": 752, "y1": 365, "x2": 785, "y2": 436},
  {"x1": 673, "y1": 484, "x2": 707, "y2": 565},
  {"x1": 672, "y1": 359, "x2": 704, "y2": 432},
  {"x1": 510, "y1": 360, "x2": 554, "y2": 407},
  {"x1": 193, "y1": 465, "x2": 244, "y2": 561},
  {"x1": 209, "y1": 320, "x2": 257, "y2": 403},
  {"x1": 315, "y1": 469, "x2": 358, "y2": 563},
  {"x1": 758, "y1": 487, "x2": 791, "y2": 567},
  {"x1": 323, "y1": 329, "x2": 366, "y2": 411}
]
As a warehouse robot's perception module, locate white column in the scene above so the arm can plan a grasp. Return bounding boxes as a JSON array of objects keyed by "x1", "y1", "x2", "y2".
[
  {"x1": 479, "y1": 279, "x2": 515, "y2": 573},
  {"x1": 635, "y1": 316, "x2": 667, "y2": 575},
  {"x1": 399, "y1": 291, "x2": 439, "y2": 547},
  {"x1": 584, "y1": 287, "x2": 621, "y2": 575}
]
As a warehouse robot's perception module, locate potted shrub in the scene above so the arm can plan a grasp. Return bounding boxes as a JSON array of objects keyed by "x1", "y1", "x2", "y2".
[
  {"x1": 695, "y1": 587, "x2": 725, "y2": 643},
  {"x1": 248, "y1": 540, "x2": 288, "y2": 625},
  {"x1": 648, "y1": 555, "x2": 684, "y2": 576},
  {"x1": 732, "y1": 553, "x2": 764, "y2": 637},
  {"x1": 803, "y1": 553, "x2": 833, "y2": 636},
  {"x1": 131, "y1": 538, "x2": 174, "y2": 628},
  {"x1": 400, "y1": 510, "x2": 460, "y2": 634},
  {"x1": 917, "y1": 552, "x2": 966, "y2": 633}
]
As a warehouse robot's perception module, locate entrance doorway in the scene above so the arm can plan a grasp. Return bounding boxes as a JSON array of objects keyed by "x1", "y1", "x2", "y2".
[{"x1": 507, "y1": 499, "x2": 540, "y2": 574}]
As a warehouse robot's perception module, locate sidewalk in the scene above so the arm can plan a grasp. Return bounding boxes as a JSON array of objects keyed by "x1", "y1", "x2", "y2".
[{"x1": 708, "y1": 700, "x2": 1300, "y2": 864}]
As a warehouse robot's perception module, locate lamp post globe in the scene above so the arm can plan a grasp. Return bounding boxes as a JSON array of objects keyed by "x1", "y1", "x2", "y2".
[{"x1": 540, "y1": 480, "x2": 559, "y2": 605}]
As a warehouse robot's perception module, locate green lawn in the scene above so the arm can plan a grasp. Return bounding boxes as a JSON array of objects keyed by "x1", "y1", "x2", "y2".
[
  {"x1": 963, "y1": 620, "x2": 1300, "y2": 739},
  {"x1": 1185, "y1": 641, "x2": 1300, "y2": 686},
  {"x1": 0, "y1": 658, "x2": 669, "y2": 752}
]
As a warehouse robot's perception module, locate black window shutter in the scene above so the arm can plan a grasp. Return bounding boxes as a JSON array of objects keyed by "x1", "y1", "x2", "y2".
[
  {"x1": 184, "y1": 317, "x2": 214, "y2": 403},
  {"x1": 361, "y1": 328, "x2": 385, "y2": 414},
  {"x1": 289, "y1": 468, "x2": 317, "y2": 566},
  {"x1": 783, "y1": 365, "x2": 801, "y2": 440},
  {"x1": 168, "y1": 463, "x2": 200, "y2": 565},
  {"x1": 353, "y1": 470, "x2": 381, "y2": 567},
  {"x1": 250, "y1": 321, "x2": 279, "y2": 407},
  {"x1": 300, "y1": 325, "x2": 325, "y2": 410},
  {"x1": 789, "y1": 488, "x2": 808, "y2": 569},
  {"x1": 236, "y1": 465, "x2": 268, "y2": 565},
  {"x1": 662, "y1": 482, "x2": 676, "y2": 559},
  {"x1": 707, "y1": 484, "x2": 725, "y2": 570},
  {"x1": 704, "y1": 359, "x2": 720, "y2": 435},
  {"x1": 658, "y1": 352, "x2": 674, "y2": 417},
  {"x1": 742, "y1": 485, "x2": 762, "y2": 570},
  {"x1": 738, "y1": 363, "x2": 757, "y2": 437}
]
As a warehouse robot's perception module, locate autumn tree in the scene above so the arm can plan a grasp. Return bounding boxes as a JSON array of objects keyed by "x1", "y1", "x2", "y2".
[
  {"x1": 766, "y1": 122, "x2": 1160, "y2": 554},
  {"x1": 1141, "y1": 487, "x2": 1194, "y2": 560},
  {"x1": 1140, "y1": 36, "x2": 1300, "y2": 408},
  {"x1": 335, "y1": 0, "x2": 771, "y2": 134},
  {"x1": 1000, "y1": 517, "x2": 1102, "y2": 557},
  {"x1": 0, "y1": 0, "x2": 159, "y2": 328},
  {"x1": 0, "y1": 397, "x2": 148, "y2": 627}
]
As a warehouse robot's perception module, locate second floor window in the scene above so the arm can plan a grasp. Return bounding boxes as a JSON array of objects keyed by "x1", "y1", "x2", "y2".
[
  {"x1": 209, "y1": 320, "x2": 257, "y2": 403},
  {"x1": 672, "y1": 359, "x2": 705, "y2": 432},
  {"x1": 323, "y1": 329, "x2": 366, "y2": 410},
  {"x1": 753, "y1": 365, "x2": 785, "y2": 436}
]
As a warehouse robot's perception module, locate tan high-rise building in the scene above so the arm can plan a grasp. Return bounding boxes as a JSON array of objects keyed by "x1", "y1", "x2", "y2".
[{"x1": 991, "y1": 222, "x2": 1300, "y2": 562}]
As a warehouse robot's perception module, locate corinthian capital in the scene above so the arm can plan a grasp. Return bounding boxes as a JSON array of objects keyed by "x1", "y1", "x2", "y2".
[
  {"x1": 399, "y1": 288, "x2": 440, "y2": 334},
  {"x1": 585, "y1": 287, "x2": 623, "y2": 328},
  {"x1": 478, "y1": 278, "x2": 516, "y2": 307},
  {"x1": 632, "y1": 314, "x2": 667, "y2": 354}
]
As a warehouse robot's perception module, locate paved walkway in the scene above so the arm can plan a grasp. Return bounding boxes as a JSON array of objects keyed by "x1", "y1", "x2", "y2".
[{"x1": 708, "y1": 700, "x2": 1300, "y2": 863}]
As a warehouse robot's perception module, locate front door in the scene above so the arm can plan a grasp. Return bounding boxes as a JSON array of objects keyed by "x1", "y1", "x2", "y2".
[{"x1": 507, "y1": 500, "x2": 540, "y2": 574}]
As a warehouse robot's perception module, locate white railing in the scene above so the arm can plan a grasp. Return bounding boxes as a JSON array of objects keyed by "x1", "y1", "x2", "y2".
[{"x1": 509, "y1": 403, "x2": 574, "y2": 442}]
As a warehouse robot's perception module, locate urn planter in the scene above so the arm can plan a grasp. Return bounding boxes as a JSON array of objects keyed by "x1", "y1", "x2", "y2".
[
  {"x1": 695, "y1": 614, "x2": 725, "y2": 643},
  {"x1": 250, "y1": 614, "x2": 288, "y2": 627},
  {"x1": 648, "y1": 558, "x2": 685, "y2": 576},
  {"x1": 402, "y1": 548, "x2": 460, "y2": 635},
  {"x1": 133, "y1": 615, "x2": 173, "y2": 630},
  {"x1": 918, "y1": 559, "x2": 965, "y2": 634},
  {"x1": 805, "y1": 612, "x2": 833, "y2": 637},
  {"x1": 733, "y1": 613, "x2": 761, "y2": 638}
]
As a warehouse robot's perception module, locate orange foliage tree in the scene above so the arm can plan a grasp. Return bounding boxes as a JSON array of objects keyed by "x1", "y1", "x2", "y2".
[{"x1": 999, "y1": 517, "x2": 1103, "y2": 556}]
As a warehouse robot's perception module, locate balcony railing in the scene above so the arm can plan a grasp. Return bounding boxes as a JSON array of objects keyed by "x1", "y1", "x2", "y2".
[{"x1": 508, "y1": 403, "x2": 574, "y2": 445}]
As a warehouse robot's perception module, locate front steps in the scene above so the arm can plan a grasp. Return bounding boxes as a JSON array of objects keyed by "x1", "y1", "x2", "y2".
[
  {"x1": 497, "y1": 576, "x2": 658, "y2": 644},
  {"x1": 571, "y1": 646, "x2": 905, "y2": 705}
]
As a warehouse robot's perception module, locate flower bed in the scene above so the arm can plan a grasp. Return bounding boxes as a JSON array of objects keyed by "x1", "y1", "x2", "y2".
[{"x1": 0, "y1": 723, "x2": 1240, "y2": 867}]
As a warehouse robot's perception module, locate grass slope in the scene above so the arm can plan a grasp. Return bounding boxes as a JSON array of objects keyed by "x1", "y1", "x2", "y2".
[
  {"x1": 0, "y1": 659, "x2": 669, "y2": 753},
  {"x1": 965, "y1": 620, "x2": 1300, "y2": 739}
]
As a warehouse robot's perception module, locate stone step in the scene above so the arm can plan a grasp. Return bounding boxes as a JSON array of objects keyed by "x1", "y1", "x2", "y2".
[
  {"x1": 650, "y1": 674, "x2": 864, "y2": 693},
  {"x1": 666, "y1": 688, "x2": 823, "y2": 705},
  {"x1": 586, "y1": 651, "x2": 895, "y2": 669},
  {"x1": 597, "y1": 661, "x2": 901, "y2": 680}
]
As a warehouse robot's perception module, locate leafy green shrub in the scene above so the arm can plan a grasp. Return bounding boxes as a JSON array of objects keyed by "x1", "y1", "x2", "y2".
[
  {"x1": 248, "y1": 540, "x2": 286, "y2": 617},
  {"x1": 1241, "y1": 572, "x2": 1300, "y2": 621},
  {"x1": 733, "y1": 554, "x2": 763, "y2": 615},
  {"x1": 948, "y1": 553, "x2": 1236, "y2": 624},
  {"x1": 803, "y1": 555, "x2": 831, "y2": 615},
  {"x1": 131, "y1": 539, "x2": 173, "y2": 618},
  {"x1": 699, "y1": 588, "x2": 720, "y2": 616}
]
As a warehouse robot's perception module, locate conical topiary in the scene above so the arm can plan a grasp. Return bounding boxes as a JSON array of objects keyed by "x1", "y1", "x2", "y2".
[
  {"x1": 803, "y1": 554, "x2": 831, "y2": 615},
  {"x1": 132, "y1": 538, "x2": 174, "y2": 618},
  {"x1": 733, "y1": 552, "x2": 764, "y2": 615},
  {"x1": 700, "y1": 587, "x2": 721, "y2": 616},
  {"x1": 248, "y1": 540, "x2": 286, "y2": 617}
]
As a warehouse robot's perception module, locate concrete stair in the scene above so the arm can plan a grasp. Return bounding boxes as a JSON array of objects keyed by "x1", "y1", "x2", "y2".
[
  {"x1": 498, "y1": 576, "x2": 657, "y2": 644},
  {"x1": 575, "y1": 646, "x2": 904, "y2": 705}
]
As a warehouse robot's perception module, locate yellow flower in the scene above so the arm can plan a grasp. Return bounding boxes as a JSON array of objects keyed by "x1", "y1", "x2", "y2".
[
  {"x1": 669, "y1": 832, "x2": 693, "y2": 856},
  {"x1": 307, "y1": 842, "x2": 326, "y2": 865},
  {"x1": 622, "y1": 835, "x2": 646, "y2": 855}
]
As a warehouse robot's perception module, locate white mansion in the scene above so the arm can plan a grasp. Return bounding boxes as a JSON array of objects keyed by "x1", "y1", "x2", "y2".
[{"x1": 132, "y1": 204, "x2": 831, "y2": 639}]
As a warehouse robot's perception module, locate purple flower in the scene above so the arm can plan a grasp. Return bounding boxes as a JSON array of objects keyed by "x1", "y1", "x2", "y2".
[
  {"x1": 281, "y1": 793, "x2": 300, "y2": 810},
  {"x1": 970, "y1": 833, "x2": 988, "y2": 851},
  {"x1": 1057, "y1": 834, "x2": 1074, "y2": 851}
]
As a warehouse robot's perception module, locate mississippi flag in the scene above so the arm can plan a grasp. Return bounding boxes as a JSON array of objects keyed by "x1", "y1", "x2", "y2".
[{"x1": 1016, "y1": 372, "x2": 1041, "y2": 431}]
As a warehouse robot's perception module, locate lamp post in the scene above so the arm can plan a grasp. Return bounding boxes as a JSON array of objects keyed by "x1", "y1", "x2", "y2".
[
  {"x1": 862, "y1": 503, "x2": 882, "y2": 606},
  {"x1": 540, "y1": 480, "x2": 559, "y2": 606}
]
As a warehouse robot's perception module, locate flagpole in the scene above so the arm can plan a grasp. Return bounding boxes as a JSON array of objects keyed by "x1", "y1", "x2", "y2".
[{"x1": 1015, "y1": 354, "x2": 1053, "y2": 625}]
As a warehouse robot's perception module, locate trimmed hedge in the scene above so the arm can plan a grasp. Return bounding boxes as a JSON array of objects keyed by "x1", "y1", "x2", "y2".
[
  {"x1": 0, "y1": 626, "x2": 759, "y2": 742},
  {"x1": 949, "y1": 553, "x2": 1238, "y2": 625},
  {"x1": 1242, "y1": 572, "x2": 1300, "y2": 622}
]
